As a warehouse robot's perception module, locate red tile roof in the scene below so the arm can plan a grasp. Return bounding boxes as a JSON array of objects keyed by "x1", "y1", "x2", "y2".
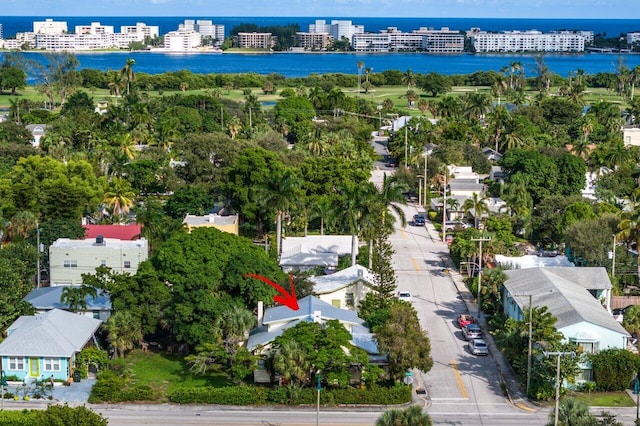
[{"x1": 83, "y1": 224, "x2": 142, "y2": 241}]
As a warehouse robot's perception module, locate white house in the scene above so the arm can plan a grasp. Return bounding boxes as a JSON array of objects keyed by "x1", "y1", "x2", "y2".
[
  {"x1": 279, "y1": 235, "x2": 356, "y2": 272},
  {"x1": 308, "y1": 264, "x2": 376, "y2": 310},
  {"x1": 0, "y1": 309, "x2": 102, "y2": 382},
  {"x1": 502, "y1": 267, "x2": 630, "y2": 383},
  {"x1": 49, "y1": 236, "x2": 148, "y2": 286},
  {"x1": 25, "y1": 124, "x2": 48, "y2": 148},
  {"x1": 247, "y1": 295, "x2": 379, "y2": 383}
]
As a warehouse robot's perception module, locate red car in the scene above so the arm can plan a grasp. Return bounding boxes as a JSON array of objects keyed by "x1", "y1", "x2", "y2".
[{"x1": 457, "y1": 314, "x2": 475, "y2": 329}]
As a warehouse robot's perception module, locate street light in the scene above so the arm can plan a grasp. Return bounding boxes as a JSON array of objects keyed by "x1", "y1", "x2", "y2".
[
  {"x1": 422, "y1": 151, "x2": 429, "y2": 209},
  {"x1": 471, "y1": 237, "x2": 491, "y2": 318},
  {"x1": 513, "y1": 293, "x2": 534, "y2": 397}
]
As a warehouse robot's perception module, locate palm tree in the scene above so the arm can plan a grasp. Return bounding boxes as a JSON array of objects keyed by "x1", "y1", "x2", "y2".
[
  {"x1": 548, "y1": 397, "x2": 593, "y2": 426},
  {"x1": 356, "y1": 60, "x2": 365, "y2": 95},
  {"x1": 376, "y1": 406, "x2": 432, "y2": 426},
  {"x1": 103, "y1": 310, "x2": 143, "y2": 359},
  {"x1": 214, "y1": 306, "x2": 255, "y2": 356},
  {"x1": 491, "y1": 74, "x2": 508, "y2": 105},
  {"x1": 5, "y1": 211, "x2": 37, "y2": 242},
  {"x1": 312, "y1": 195, "x2": 334, "y2": 235},
  {"x1": 103, "y1": 177, "x2": 136, "y2": 217},
  {"x1": 463, "y1": 192, "x2": 490, "y2": 229},
  {"x1": 618, "y1": 203, "x2": 640, "y2": 276},
  {"x1": 272, "y1": 339, "x2": 310, "y2": 384},
  {"x1": 337, "y1": 182, "x2": 376, "y2": 266},
  {"x1": 402, "y1": 68, "x2": 416, "y2": 90},
  {"x1": 257, "y1": 169, "x2": 302, "y2": 258},
  {"x1": 60, "y1": 284, "x2": 98, "y2": 313},
  {"x1": 462, "y1": 92, "x2": 491, "y2": 122},
  {"x1": 227, "y1": 115, "x2": 242, "y2": 140},
  {"x1": 120, "y1": 58, "x2": 135, "y2": 96}
]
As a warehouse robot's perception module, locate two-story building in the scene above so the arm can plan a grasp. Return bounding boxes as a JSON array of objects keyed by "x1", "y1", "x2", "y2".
[{"x1": 49, "y1": 236, "x2": 148, "y2": 286}]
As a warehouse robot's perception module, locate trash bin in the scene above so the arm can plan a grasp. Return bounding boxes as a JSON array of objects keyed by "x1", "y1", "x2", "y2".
[{"x1": 73, "y1": 371, "x2": 81, "y2": 383}]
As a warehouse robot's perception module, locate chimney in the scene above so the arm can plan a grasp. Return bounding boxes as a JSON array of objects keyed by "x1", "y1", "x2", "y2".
[{"x1": 257, "y1": 301, "x2": 264, "y2": 326}]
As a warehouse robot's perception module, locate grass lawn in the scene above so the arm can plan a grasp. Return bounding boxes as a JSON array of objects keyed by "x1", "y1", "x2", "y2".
[
  {"x1": 569, "y1": 391, "x2": 636, "y2": 407},
  {"x1": 124, "y1": 350, "x2": 231, "y2": 401}
]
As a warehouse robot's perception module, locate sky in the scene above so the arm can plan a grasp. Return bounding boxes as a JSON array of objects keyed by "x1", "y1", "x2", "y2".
[{"x1": 1, "y1": 0, "x2": 639, "y2": 19}]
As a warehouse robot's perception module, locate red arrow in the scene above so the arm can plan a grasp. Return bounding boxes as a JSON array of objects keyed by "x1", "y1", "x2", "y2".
[{"x1": 244, "y1": 273, "x2": 299, "y2": 311}]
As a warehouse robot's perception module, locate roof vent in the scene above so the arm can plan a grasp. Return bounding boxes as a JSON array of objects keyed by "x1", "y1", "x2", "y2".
[
  {"x1": 96, "y1": 235, "x2": 104, "y2": 245},
  {"x1": 357, "y1": 268, "x2": 364, "y2": 278}
]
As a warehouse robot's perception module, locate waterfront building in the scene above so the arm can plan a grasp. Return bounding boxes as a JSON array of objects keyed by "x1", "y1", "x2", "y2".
[
  {"x1": 75, "y1": 22, "x2": 114, "y2": 35},
  {"x1": 293, "y1": 32, "x2": 332, "y2": 50},
  {"x1": 179, "y1": 19, "x2": 225, "y2": 42},
  {"x1": 628, "y1": 32, "x2": 640, "y2": 46},
  {"x1": 309, "y1": 19, "x2": 364, "y2": 45},
  {"x1": 34, "y1": 32, "x2": 143, "y2": 50},
  {"x1": 236, "y1": 32, "x2": 275, "y2": 49},
  {"x1": 33, "y1": 18, "x2": 68, "y2": 34},
  {"x1": 164, "y1": 28, "x2": 202, "y2": 51},
  {"x1": 352, "y1": 26, "x2": 463, "y2": 53},
  {"x1": 0, "y1": 24, "x2": 3, "y2": 40},
  {"x1": 120, "y1": 22, "x2": 160, "y2": 39},
  {"x1": 470, "y1": 29, "x2": 584, "y2": 52}
]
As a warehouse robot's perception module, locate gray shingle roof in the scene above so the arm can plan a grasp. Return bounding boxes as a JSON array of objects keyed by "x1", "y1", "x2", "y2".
[
  {"x1": 0, "y1": 309, "x2": 102, "y2": 357},
  {"x1": 504, "y1": 268, "x2": 629, "y2": 336}
]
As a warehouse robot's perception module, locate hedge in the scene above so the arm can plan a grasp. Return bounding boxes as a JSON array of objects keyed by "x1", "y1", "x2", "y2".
[{"x1": 168, "y1": 383, "x2": 411, "y2": 406}]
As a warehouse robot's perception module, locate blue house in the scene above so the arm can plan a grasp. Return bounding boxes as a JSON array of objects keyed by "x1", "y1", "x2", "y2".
[{"x1": 0, "y1": 309, "x2": 102, "y2": 382}]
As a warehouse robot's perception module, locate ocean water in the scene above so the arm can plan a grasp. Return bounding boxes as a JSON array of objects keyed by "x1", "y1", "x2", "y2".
[{"x1": 1, "y1": 16, "x2": 640, "y2": 78}]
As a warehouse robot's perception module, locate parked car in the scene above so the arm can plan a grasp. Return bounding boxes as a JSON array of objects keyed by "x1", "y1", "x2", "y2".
[
  {"x1": 456, "y1": 314, "x2": 475, "y2": 329},
  {"x1": 445, "y1": 221, "x2": 470, "y2": 232},
  {"x1": 413, "y1": 214, "x2": 426, "y2": 226},
  {"x1": 468, "y1": 339, "x2": 489, "y2": 356},
  {"x1": 397, "y1": 291, "x2": 413, "y2": 303},
  {"x1": 462, "y1": 323, "x2": 482, "y2": 340}
]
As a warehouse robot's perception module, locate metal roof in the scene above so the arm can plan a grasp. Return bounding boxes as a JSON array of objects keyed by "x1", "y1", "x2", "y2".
[
  {"x1": 24, "y1": 286, "x2": 111, "y2": 311},
  {"x1": 308, "y1": 264, "x2": 376, "y2": 294}
]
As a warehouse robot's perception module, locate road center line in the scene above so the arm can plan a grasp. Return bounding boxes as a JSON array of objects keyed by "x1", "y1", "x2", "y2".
[
  {"x1": 412, "y1": 257, "x2": 420, "y2": 271},
  {"x1": 449, "y1": 360, "x2": 469, "y2": 399}
]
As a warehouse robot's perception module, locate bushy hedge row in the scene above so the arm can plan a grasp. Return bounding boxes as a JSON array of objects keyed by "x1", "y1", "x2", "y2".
[
  {"x1": 0, "y1": 405, "x2": 107, "y2": 426},
  {"x1": 168, "y1": 383, "x2": 411, "y2": 406},
  {"x1": 88, "y1": 370, "x2": 155, "y2": 403}
]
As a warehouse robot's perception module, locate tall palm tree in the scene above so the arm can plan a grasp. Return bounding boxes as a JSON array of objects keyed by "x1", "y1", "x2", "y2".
[
  {"x1": 618, "y1": 202, "x2": 640, "y2": 276},
  {"x1": 337, "y1": 182, "x2": 376, "y2": 266},
  {"x1": 356, "y1": 60, "x2": 365, "y2": 95},
  {"x1": 103, "y1": 310, "x2": 143, "y2": 359},
  {"x1": 402, "y1": 68, "x2": 416, "y2": 90},
  {"x1": 463, "y1": 192, "x2": 490, "y2": 229},
  {"x1": 120, "y1": 58, "x2": 136, "y2": 96},
  {"x1": 60, "y1": 284, "x2": 98, "y2": 313},
  {"x1": 227, "y1": 115, "x2": 242, "y2": 140},
  {"x1": 103, "y1": 177, "x2": 136, "y2": 217},
  {"x1": 5, "y1": 211, "x2": 37, "y2": 242},
  {"x1": 257, "y1": 169, "x2": 302, "y2": 258},
  {"x1": 462, "y1": 92, "x2": 491, "y2": 122}
]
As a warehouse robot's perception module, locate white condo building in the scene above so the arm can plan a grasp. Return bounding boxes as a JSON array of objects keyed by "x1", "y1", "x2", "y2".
[
  {"x1": 179, "y1": 19, "x2": 225, "y2": 42},
  {"x1": 628, "y1": 32, "x2": 640, "y2": 46},
  {"x1": 470, "y1": 29, "x2": 585, "y2": 52},
  {"x1": 49, "y1": 237, "x2": 148, "y2": 286},
  {"x1": 120, "y1": 22, "x2": 160, "y2": 39},
  {"x1": 352, "y1": 27, "x2": 463, "y2": 53},
  {"x1": 164, "y1": 28, "x2": 202, "y2": 51},
  {"x1": 33, "y1": 19, "x2": 68, "y2": 34},
  {"x1": 309, "y1": 20, "x2": 364, "y2": 45},
  {"x1": 75, "y1": 22, "x2": 114, "y2": 35}
]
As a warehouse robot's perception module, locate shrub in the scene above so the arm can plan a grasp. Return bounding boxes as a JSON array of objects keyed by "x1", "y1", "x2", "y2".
[{"x1": 169, "y1": 386, "x2": 269, "y2": 405}]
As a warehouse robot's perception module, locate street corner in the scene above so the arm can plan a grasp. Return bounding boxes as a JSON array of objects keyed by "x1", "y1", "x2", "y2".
[{"x1": 513, "y1": 399, "x2": 538, "y2": 412}]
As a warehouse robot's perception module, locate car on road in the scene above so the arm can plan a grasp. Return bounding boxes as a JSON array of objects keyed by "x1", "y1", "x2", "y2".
[
  {"x1": 413, "y1": 214, "x2": 426, "y2": 226},
  {"x1": 468, "y1": 338, "x2": 489, "y2": 356},
  {"x1": 456, "y1": 314, "x2": 475, "y2": 329},
  {"x1": 445, "y1": 221, "x2": 471, "y2": 232},
  {"x1": 397, "y1": 291, "x2": 413, "y2": 303},
  {"x1": 462, "y1": 323, "x2": 482, "y2": 340}
]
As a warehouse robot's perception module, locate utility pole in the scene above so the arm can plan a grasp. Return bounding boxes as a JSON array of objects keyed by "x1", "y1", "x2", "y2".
[
  {"x1": 471, "y1": 237, "x2": 491, "y2": 318},
  {"x1": 612, "y1": 234, "x2": 616, "y2": 277},
  {"x1": 441, "y1": 169, "x2": 447, "y2": 243},
  {"x1": 514, "y1": 293, "x2": 533, "y2": 396},
  {"x1": 423, "y1": 152, "x2": 428, "y2": 209},
  {"x1": 36, "y1": 222, "x2": 41, "y2": 288},
  {"x1": 543, "y1": 350, "x2": 574, "y2": 426},
  {"x1": 404, "y1": 123, "x2": 408, "y2": 169}
]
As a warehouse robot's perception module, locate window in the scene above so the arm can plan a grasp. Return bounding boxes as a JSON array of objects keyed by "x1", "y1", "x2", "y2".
[
  {"x1": 577, "y1": 341, "x2": 600, "y2": 354},
  {"x1": 100, "y1": 260, "x2": 107, "y2": 267},
  {"x1": 8, "y1": 357, "x2": 24, "y2": 370},
  {"x1": 124, "y1": 260, "x2": 131, "y2": 269},
  {"x1": 345, "y1": 293, "x2": 355, "y2": 307},
  {"x1": 63, "y1": 260, "x2": 78, "y2": 268},
  {"x1": 43, "y1": 358, "x2": 61, "y2": 372},
  {"x1": 92, "y1": 311, "x2": 100, "y2": 319}
]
